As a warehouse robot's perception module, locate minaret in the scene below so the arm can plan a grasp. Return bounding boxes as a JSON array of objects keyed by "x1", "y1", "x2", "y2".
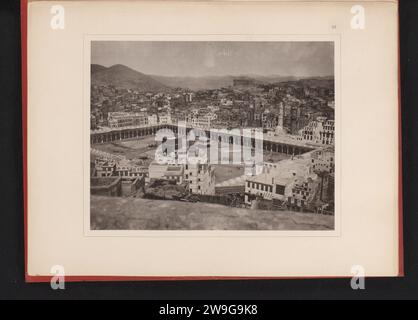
[{"x1": 278, "y1": 102, "x2": 284, "y2": 128}]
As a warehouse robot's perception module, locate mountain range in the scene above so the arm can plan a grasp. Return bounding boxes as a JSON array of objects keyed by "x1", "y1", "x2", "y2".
[
  {"x1": 91, "y1": 64, "x2": 169, "y2": 92},
  {"x1": 91, "y1": 64, "x2": 333, "y2": 91}
]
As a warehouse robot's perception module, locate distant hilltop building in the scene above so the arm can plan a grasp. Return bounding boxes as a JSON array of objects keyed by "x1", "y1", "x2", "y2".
[{"x1": 233, "y1": 78, "x2": 255, "y2": 87}]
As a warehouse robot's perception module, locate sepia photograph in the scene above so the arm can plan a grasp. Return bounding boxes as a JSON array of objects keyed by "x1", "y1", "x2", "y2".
[
  {"x1": 20, "y1": 0, "x2": 402, "y2": 286},
  {"x1": 89, "y1": 41, "x2": 335, "y2": 231}
]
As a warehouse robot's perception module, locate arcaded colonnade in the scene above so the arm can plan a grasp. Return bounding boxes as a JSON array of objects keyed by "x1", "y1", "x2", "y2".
[{"x1": 90, "y1": 125, "x2": 313, "y2": 156}]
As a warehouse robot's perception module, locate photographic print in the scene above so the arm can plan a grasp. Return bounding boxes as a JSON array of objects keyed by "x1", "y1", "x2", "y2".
[{"x1": 89, "y1": 41, "x2": 335, "y2": 231}]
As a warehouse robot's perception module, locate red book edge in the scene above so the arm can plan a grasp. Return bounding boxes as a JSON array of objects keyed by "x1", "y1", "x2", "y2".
[
  {"x1": 21, "y1": 0, "x2": 404, "y2": 283},
  {"x1": 397, "y1": 0, "x2": 404, "y2": 277}
]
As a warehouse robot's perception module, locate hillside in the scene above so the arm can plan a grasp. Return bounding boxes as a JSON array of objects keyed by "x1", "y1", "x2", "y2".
[
  {"x1": 280, "y1": 76, "x2": 334, "y2": 89},
  {"x1": 91, "y1": 64, "x2": 169, "y2": 92},
  {"x1": 91, "y1": 63, "x2": 334, "y2": 91},
  {"x1": 91, "y1": 196, "x2": 334, "y2": 230},
  {"x1": 151, "y1": 75, "x2": 306, "y2": 90},
  {"x1": 91, "y1": 64, "x2": 107, "y2": 75},
  {"x1": 151, "y1": 74, "x2": 334, "y2": 90},
  {"x1": 151, "y1": 75, "x2": 234, "y2": 90}
]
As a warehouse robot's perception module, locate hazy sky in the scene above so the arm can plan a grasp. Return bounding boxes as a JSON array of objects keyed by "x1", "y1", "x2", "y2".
[{"x1": 91, "y1": 41, "x2": 334, "y2": 78}]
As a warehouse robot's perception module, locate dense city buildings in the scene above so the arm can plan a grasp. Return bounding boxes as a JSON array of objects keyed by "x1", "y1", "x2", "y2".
[{"x1": 90, "y1": 72, "x2": 335, "y2": 215}]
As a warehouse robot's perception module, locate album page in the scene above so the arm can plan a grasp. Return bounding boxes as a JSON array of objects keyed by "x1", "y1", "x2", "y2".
[{"x1": 26, "y1": 0, "x2": 400, "y2": 278}]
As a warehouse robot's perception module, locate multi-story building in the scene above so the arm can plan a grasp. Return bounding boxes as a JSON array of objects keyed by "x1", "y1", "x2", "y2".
[
  {"x1": 108, "y1": 112, "x2": 148, "y2": 128},
  {"x1": 310, "y1": 147, "x2": 335, "y2": 174},
  {"x1": 148, "y1": 162, "x2": 168, "y2": 179},
  {"x1": 115, "y1": 159, "x2": 149, "y2": 179},
  {"x1": 298, "y1": 116, "x2": 335, "y2": 145},
  {"x1": 148, "y1": 162, "x2": 184, "y2": 184},
  {"x1": 93, "y1": 156, "x2": 149, "y2": 179},
  {"x1": 288, "y1": 176, "x2": 321, "y2": 210},
  {"x1": 94, "y1": 159, "x2": 117, "y2": 177},
  {"x1": 148, "y1": 114, "x2": 158, "y2": 125},
  {"x1": 159, "y1": 113, "x2": 172, "y2": 125},
  {"x1": 108, "y1": 112, "x2": 129, "y2": 128},
  {"x1": 245, "y1": 155, "x2": 334, "y2": 211},
  {"x1": 184, "y1": 163, "x2": 215, "y2": 195},
  {"x1": 186, "y1": 110, "x2": 216, "y2": 129},
  {"x1": 244, "y1": 157, "x2": 319, "y2": 208},
  {"x1": 163, "y1": 166, "x2": 184, "y2": 184}
]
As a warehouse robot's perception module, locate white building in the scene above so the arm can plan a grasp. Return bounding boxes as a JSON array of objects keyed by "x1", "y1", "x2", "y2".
[
  {"x1": 298, "y1": 116, "x2": 335, "y2": 145},
  {"x1": 184, "y1": 92, "x2": 193, "y2": 103},
  {"x1": 244, "y1": 157, "x2": 318, "y2": 205},
  {"x1": 186, "y1": 110, "x2": 216, "y2": 129},
  {"x1": 220, "y1": 98, "x2": 233, "y2": 106},
  {"x1": 108, "y1": 112, "x2": 148, "y2": 128},
  {"x1": 159, "y1": 113, "x2": 172, "y2": 124},
  {"x1": 184, "y1": 163, "x2": 215, "y2": 195},
  {"x1": 148, "y1": 114, "x2": 158, "y2": 125},
  {"x1": 94, "y1": 159, "x2": 116, "y2": 177},
  {"x1": 327, "y1": 101, "x2": 335, "y2": 109},
  {"x1": 115, "y1": 159, "x2": 148, "y2": 178},
  {"x1": 148, "y1": 162, "x2": 184, "y2": 184}
]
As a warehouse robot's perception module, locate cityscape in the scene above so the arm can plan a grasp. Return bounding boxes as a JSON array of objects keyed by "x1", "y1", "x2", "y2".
[{"x1": 90, "y1": 41, "x2": 335, "y2": 230}]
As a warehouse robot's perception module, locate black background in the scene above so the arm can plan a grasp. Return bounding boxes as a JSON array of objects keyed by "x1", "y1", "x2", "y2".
[{"x1": 1, "y1": 0, "x2": 417, "y2": 300}]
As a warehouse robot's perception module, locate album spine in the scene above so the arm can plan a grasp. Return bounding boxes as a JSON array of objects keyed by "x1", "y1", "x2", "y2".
[
  {"x1": 397, "y1": 0, "x2": 404, "y2": 277},
  {"x1": 21, "y1": 0, "x2": 30, "y2": 282}
]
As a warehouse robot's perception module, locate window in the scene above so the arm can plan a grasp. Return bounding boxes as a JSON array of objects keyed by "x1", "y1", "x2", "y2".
[{"x1": 275, "y1": 184, "x2": 285, "y2": 195}]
